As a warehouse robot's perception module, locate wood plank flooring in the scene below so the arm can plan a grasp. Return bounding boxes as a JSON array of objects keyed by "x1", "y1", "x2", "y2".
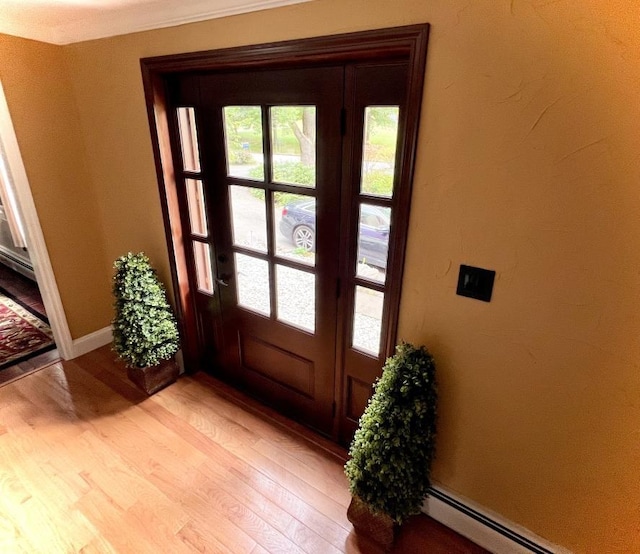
[
  {"x1": 0, "y1": 346, "x2": 487, "y2": 553},
  {"x1": 0, "y1": 349, "x2": 60, "y2": 388},
  {"x1": 0, "y1": 262, "x2": 46, "y2": 316}
]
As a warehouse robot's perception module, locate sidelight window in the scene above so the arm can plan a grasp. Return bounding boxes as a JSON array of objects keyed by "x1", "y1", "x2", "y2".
[
  {"x1": 176, "y1": 107, "x2": 201, "y2": 172},
  {"x1": 177, "y1": 107, "x2": 214, "y2": 296},
  {"x1": 349, "y1": 105, "x2": 400, "y2": 356}
]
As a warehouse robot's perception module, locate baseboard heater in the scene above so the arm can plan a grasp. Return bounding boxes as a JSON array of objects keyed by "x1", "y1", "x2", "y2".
[
  {"x1": 424, "y1": 486, "x2": 569, "y2": 554},
  {"x1": 0, "y1": 246, "x2": 35, "y2": 280}
]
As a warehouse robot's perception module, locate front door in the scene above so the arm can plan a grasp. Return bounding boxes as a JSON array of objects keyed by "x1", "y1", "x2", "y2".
[
  {"x1": 153, "y1": 28, "x2": 429, "y2": 442},
  {"x1": 171, "y1": 67, "x2": 344, "y2": 433}
]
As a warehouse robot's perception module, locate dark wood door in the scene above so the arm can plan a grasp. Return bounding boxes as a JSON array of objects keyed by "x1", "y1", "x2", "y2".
[
  {"x1": 166, "y1": 59, "x2": 415, "y2": 441},
  {"x1": 171, "y1": 67, "x2": 344, "y2": 433}
]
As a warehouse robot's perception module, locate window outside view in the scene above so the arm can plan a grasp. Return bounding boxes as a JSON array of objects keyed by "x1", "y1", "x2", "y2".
[{"x1": 222, "y1": 106, "x2": 400, "y2": 354}]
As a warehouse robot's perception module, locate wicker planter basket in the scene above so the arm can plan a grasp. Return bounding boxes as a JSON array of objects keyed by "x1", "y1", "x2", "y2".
[{"x1": 347, "y1": 495, "x2": 397, "y2": 552}]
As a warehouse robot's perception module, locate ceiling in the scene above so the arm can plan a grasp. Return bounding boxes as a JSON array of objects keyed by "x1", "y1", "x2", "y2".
[{"x1": 0, "y1": 0, "x2": 311, "y2": 45}]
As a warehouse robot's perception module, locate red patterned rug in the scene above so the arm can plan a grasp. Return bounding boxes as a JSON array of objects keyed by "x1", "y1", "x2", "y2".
[{"x1": 0, "y1": 288, "x2": 55, "y2": 370}]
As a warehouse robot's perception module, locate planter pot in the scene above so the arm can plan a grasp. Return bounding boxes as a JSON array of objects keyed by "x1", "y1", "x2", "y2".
[
  {"x1": 347, "y1": 495, "x2": 398, "y2": 552},
  {"x1": 127, "y1": 357, "x2": 179, "y2": 395}
]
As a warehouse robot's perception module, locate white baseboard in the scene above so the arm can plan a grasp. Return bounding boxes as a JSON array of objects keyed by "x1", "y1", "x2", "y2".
[
  {"x1": 423, "y1": 485, "x2": 572, "y2": 554},
  {"x1": 69, "y1": 326, "x2": 113, "y2": 359}
]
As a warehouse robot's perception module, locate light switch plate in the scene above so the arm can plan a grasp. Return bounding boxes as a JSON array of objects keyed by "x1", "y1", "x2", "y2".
[{"x1": 456, "y1": 265, "x2": 495, "y2": 302}]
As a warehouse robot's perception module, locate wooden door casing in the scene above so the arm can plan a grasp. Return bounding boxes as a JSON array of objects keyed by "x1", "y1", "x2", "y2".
[{"x1": 142, "y1": 25, "x2": 430, "y2": 444}]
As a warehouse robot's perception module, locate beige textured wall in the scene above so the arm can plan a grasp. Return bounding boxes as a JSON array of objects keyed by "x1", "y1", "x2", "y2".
[
  {"x1": 4, "y1": 0, "x2": 639, "y2": 551},
  {"x1": 398, "y1": 2, "x2": 640, "y2": 552},
  {"x1": 0, "y1": 33, "x2": 111, "y2": 337}
]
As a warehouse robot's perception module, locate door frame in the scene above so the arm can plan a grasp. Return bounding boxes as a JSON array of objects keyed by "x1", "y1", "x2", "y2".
[
  {"x1": 141, "y1": 24, "x2": 429, "y2": 435},
  {"x1": 0, "y1": 79, "x2": 72, "y2": 359}
]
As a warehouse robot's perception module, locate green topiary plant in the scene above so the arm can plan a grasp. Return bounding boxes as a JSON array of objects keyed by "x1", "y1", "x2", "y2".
[
  {"x1": 112, "y1": 252, "x2": 180, "y2": 368},
  {"x1": 345, "y1": 342, "x2": 437, "y2": 525}
]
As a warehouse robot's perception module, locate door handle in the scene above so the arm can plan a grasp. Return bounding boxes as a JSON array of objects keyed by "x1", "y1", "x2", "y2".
[{"x1": 216, "y1": 274, "x2": 232, "y2": 287}]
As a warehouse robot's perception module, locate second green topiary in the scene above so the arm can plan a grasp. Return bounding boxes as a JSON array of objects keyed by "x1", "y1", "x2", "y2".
[{"x1": 345, "y1": 342, "x2": 437, "y2": 524}]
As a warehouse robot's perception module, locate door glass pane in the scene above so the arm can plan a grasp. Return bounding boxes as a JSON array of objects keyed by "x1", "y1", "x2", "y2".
[
  {"x1": 276, "y1": 265, "x2": 315, "y2": 332},
  {"x1": 185, "y1": 179, "x2": 208, "y2": 237},
  {"x1": 193, "y1": 241, "x2": 213, "y2": 295},
  {"x1": 273, "y1": 192, "x2": 315, "y2": 266},
  {"x1": 352, "y1": 286, "x2": 384, "y2": 355},
  {"x1": 177, "y1": 107, "x2": 201, "y2": 173},
  {"x1": 235, "y1": 253, "x2": 270, "y2": 316},
  {"x1": 360, "y1": 106, "x2": 399, "y2": 197},
  {"x1": 270, "y1": 106, "x2": 316, "y2": 188},
  {"x1": 356, "y1": 204, "x2": 391, "y2": 284},
  {"x1": 223, "y1": 106, "x2": 265, "y2": 181},
  {"x1": 229, "y1": 185, "x2": 267, "y2": 252}
]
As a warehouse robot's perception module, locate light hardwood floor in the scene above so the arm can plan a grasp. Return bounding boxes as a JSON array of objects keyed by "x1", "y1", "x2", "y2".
[{"x1": 0, "y1": 346, "x2": 487, "y2": 553}]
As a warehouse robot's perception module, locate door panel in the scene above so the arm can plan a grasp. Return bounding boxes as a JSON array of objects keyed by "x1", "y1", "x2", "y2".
[
  {"x1": 173, "y1": 67, "x2": 344, "y2": 434},
  {"x1": 239, "y1": 333, "x2": 315, "y2": 397},
  {"x1": 170, "y1": 85, "x2": 222, "y2": 365},
  {"x1": 338, "y1": 63, "x2": 409, "y2": 442}
]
